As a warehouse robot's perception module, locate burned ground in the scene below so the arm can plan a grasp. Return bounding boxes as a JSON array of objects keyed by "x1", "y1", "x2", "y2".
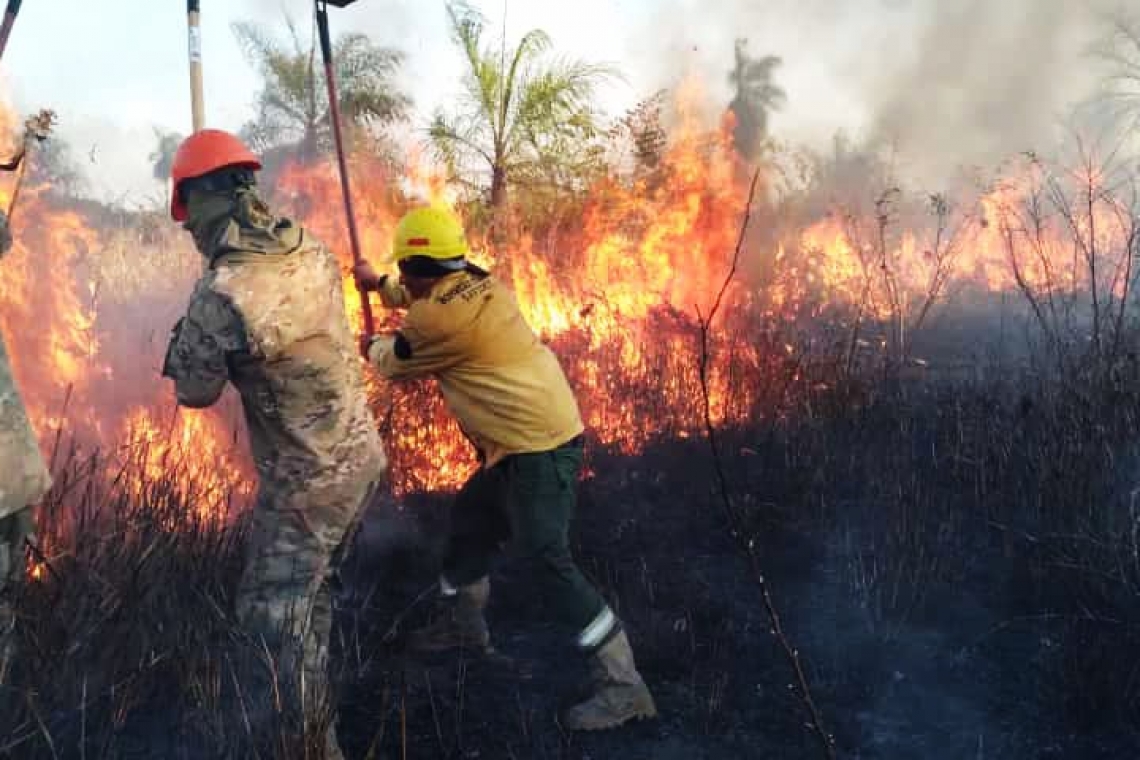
[
  {"x1": 339, "y1": 392, "x2": 1140, "y2": 760},
  {"x1": 5, "y1": 363, "x2": 1140, "y2": 759}
]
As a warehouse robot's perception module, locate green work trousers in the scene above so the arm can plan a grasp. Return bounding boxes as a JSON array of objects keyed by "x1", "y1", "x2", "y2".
[{"x1": 443, "y1": 443, "x2": 605, "y2": 634}]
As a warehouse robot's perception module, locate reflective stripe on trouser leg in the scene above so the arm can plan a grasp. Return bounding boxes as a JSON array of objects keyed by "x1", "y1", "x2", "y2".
[
  {"x1": 439, "y1": 575, "x2": 458, "y2": 597},
  {"x1": 576, "y1": 605, "x2": 618, "y2": 651}
]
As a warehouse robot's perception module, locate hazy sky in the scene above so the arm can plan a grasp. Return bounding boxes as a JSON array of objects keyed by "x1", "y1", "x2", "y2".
[{"x1": 0, "y1": 0, "x2": 1110, "y2": 204}]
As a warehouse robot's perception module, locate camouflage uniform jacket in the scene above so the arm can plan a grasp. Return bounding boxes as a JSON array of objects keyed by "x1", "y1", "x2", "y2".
[
  {"x1": 164, "y1": 219, "x2": 386, "y2": 510},
  {"x1": 0, "y1": 209, "x2": 51, "y2": 519}
]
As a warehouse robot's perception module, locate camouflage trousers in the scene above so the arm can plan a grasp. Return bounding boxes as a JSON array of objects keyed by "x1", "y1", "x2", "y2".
[
  {"x1": 0, "y1": 507, "x2": 33, "y2": 685},
  {"x1": 234, "y1": 478, "x2": 378, "y2": 725}
]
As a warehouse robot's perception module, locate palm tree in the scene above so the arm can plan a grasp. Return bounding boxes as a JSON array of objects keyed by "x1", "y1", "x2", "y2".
[
  {"x1": 233, "y1": 16, "x2": 409, "y2": 161},
  {"x1": 149, "y1": 129, "x2": 184, "y2": 184},
  {"x1": 727, "y1": 38, "x2": 786, "y2": 160},
  {"x1": 148, "y1": 128, "x2": 184, "y2": 206},
  {"x1": 430, "y1": 1, "x2": 615, "y2": 215}
]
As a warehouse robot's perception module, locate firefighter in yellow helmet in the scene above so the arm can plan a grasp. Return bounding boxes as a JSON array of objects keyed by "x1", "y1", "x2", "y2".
[{"x1": 354, "y1": 205, "x2": 657, "y2": 731}]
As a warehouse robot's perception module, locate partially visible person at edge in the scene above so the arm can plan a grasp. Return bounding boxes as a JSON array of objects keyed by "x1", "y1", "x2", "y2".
[
  {"x1": 0, "y1": 207, "x2": 51, "y2": 684},
  {"x1": 160, "y1": 129, "x2": 386, "y2": 759},
  {"x1": 353, "y1": 205, "x2": 657, "y2": 731}
]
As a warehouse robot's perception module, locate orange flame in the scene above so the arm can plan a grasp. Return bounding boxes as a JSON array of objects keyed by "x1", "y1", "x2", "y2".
[{"x1": 1, "y1": 88, "x2": 1132, "y2": 508}]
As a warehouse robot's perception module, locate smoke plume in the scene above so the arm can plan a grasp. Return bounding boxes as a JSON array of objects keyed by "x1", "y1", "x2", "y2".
[{"x1": 636, "y1": 0, "x2": 1113, "y2": 184}]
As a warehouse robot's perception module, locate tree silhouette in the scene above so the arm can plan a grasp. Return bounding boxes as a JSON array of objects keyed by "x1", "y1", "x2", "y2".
[
  {"x1": 727, "y1": 39, "x2": 786, "y2": 160},
  {"x1": 430, "y1": 0, "x2": 615, "y2": 218},
  {"x1": 149, "y1": 129, "x2": 184, "y2": 185},
  {"x1": 233, "y1": 16, "x2": 409, "y2": 161}
]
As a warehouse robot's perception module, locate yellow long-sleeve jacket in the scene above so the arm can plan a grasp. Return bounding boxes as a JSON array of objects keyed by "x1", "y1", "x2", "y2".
[{"x1": 368, "y1": 268, "x2": 583, "y2": 467}]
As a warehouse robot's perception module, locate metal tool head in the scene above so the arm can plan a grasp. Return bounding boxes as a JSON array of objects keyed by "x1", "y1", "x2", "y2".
[{"x1": 324, "y1": 0, "x2": 359, "y2": 7}]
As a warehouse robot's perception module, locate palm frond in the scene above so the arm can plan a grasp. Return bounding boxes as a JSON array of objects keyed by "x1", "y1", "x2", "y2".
[
  {"x1": 232, "y1": 16, "x2": 409, "y2": 153},
  {"x1": 232, "y1": 21, "x2": 280, "y2": 69},
  {"x1": 506, "y1": 57, "x2": 614, "y2": 152},
  {"x1": 501, "y1": 28, "x2": 554, "y2": 126},
  {"x1": 435, "y1": 2, "x2": 616, "y2": 206}
]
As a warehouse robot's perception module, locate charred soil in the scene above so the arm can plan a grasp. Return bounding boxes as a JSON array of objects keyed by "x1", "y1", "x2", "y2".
[
  {"x1": 4, "y1": 372, "x2": 1140, "y2": 759},
  {"x1": 338, "y1": 376, "x2": 1140, "y2": 760}
]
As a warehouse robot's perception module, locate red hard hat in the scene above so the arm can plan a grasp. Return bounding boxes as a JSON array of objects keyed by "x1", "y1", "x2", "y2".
[{"x1": 169, "y1": 129, "x2": 262, "y2": 221}]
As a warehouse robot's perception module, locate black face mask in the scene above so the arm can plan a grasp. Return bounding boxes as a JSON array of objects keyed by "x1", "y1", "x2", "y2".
[
  {"x1": 397, "y1": 255, "x2": 469, "y2": 278},
  {"x1": 182, "y1": 192, "x2": 238, "y2": 257},
  {"x1": 179, "y1": 168, "x2": 261, "y2": 257}
]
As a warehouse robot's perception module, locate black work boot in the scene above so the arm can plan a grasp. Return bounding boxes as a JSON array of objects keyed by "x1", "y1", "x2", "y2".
[{"x1": 407, "y1": 577, "x2": 492, "y2": 654}]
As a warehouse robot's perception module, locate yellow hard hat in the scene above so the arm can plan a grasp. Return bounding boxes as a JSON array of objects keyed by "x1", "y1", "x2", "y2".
[{"x1": 390, "y1": 205, "x2": 469, "y2": 263}]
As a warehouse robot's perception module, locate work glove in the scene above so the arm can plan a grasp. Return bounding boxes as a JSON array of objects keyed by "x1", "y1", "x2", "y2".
[
  {"x1": 353, "y1": 261, "x2": 385, "y2": 292},
  {"x1": 359, "y1": 333, "x2": 378, "y2": 361}
]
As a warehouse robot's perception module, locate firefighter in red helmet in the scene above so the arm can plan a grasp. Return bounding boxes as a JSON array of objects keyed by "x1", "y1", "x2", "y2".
[{"x1": 163, "y1": 129, "x2": 386, "y2": 759}]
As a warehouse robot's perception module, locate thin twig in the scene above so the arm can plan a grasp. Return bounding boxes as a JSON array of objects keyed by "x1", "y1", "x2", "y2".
[
  {"x1": 4, "y1": 110, "x2": 53, "y2": 223},
  {"x1": 226, "y1": 653, "x2": 255, "y2": 746},
  {"x1": 0, "y1": 728, "x2": 40, "y2": 755},
  {"x1": 400, "y1": 667, "x2": 408, "y2": 760},
  {"x1": 695, "y1": 168, "x2": 836, "y2": 759},
  {"x1": 425, "y1": 670, "x2": 446, "y2": 755},
  {"x1": 363, "y1": 682, "x2": 392, "y2": 760},
  {"x1": 454, "y1": 658, "x2": 468, "y2": 752},
  {"x1": 26, "y1": 692, "x2": 60, "y2": 760},
  {"x1": 379, "y1": 583, "x2": 438, "y2": 644},
  {"x1": 80, "y1": 675, "x2": 87, "y2": 760}
]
